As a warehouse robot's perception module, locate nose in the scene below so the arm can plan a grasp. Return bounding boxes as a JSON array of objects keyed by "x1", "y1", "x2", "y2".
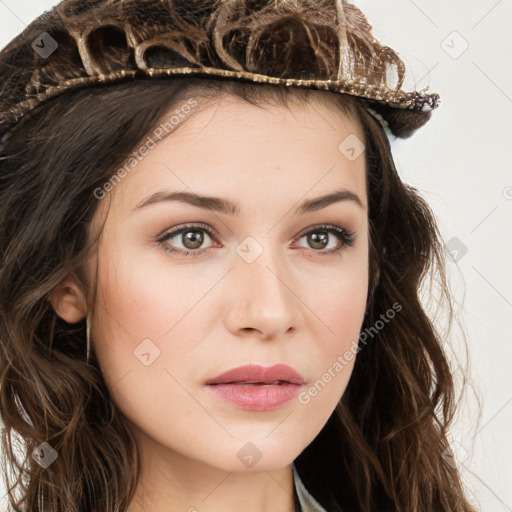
[{"x1": 223, "y1": 243, "x2": 304, "y2": 340}]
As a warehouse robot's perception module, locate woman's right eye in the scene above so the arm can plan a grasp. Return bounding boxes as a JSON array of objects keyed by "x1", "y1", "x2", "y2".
[{"x1": 157, "y1": 223, "x2": 218, "y2": 257}]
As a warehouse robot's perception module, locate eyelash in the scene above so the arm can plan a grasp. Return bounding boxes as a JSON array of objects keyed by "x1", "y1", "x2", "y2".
[{"x1": 157, "y1": 223, "x2": 356, "y2": 258}]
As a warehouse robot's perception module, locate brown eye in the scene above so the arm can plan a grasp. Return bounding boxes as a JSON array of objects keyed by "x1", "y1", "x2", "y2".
[
  {"x1": 295, "y1": 225, "x2": 356, "y2": 255},
  {"x1": 180, "y1": 229, "x2": 205, "y2": 250},
  {"x1": 306, "y1": 231, "x2": 330, "y2": 250},
  {"x1": 157, "y1": 224, "x2": 216, "y2": 256}
]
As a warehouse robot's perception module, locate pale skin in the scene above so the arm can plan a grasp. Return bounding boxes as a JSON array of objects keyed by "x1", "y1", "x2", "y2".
[{"x1": 49, "y1": 90, "x2": 369, "y2": 512}]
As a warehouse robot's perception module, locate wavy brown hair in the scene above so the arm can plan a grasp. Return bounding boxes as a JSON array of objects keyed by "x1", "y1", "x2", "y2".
[{"x1": 0, "y1": 1, "x2": 477, "y2": 511}]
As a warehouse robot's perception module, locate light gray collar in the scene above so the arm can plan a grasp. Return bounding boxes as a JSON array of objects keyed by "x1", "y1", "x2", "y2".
[{"x1": 292, "y1": 462, "x2": 329, "y2": 512}]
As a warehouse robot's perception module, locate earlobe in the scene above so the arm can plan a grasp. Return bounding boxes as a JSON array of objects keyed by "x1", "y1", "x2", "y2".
[{"x1": 48, "y1": 278, "x2": 87, "y2": 324}]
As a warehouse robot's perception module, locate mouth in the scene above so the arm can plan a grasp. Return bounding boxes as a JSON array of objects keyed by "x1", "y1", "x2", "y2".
[
  {"x1": 204, "y1": 364, "x2": 305, "y2": 411},
  {"x1": 209, "y1": 380, "x2": 292, "y2": 385},
  {"x1": 204, "y1": 363, "x2": 305, "y2": 386}
]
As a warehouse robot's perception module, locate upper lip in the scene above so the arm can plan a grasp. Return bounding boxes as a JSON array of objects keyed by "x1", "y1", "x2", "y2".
[{"x1": 205, "y1": 364, "x2": 305, "y2": 385}]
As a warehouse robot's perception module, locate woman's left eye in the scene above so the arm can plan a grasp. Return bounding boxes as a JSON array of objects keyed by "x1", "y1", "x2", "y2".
[
  {"x1": 157, "y1": 223, "x2": 217, "y2": 257},
  {"x1": 294, "y1": 224, "x2": 356, "y2": 254},
  {"x1": 157, "y1": 223, "x2": 356, "y2": 257}
]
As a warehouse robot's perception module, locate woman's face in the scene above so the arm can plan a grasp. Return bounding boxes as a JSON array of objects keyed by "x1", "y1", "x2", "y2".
[{"x1": 87, "y1": 91, "x2": 369, "y2": 473}]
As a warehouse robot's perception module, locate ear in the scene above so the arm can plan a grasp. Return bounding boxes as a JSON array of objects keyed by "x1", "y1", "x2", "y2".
[{"x1": 48, "y1": 277, "x2": 87, "y2": 324}]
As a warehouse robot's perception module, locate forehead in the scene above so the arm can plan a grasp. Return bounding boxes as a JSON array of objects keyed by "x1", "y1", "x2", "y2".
[
  {"x1": 146, "y1": 84, "x2": 364, "y2": 145},
  {"x1": 194, "y1": 86, "x2": 364, "y2": 137},
  {"x1": 93, "y1": 89, "x2": 367, "y2": 229}
]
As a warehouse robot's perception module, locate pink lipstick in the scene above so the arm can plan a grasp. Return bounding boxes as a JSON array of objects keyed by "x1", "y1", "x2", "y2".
[{"x1": 204, "y1": 363, "x2": 305, "y2": 411}]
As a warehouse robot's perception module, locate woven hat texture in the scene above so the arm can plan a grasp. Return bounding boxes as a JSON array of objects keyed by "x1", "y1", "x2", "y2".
[{"x1": 0, "y1": 0, "x2": 440, "y2": 150}]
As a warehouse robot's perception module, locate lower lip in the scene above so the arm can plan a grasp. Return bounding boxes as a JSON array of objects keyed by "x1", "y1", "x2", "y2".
[{"x1": 206, "y1": 383, "x2": 302, "y2": 411}]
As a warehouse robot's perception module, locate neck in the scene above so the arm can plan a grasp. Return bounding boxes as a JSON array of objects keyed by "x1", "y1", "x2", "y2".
[{"x1": 124, "y1": 425, "x2": 297, "y2": 512}]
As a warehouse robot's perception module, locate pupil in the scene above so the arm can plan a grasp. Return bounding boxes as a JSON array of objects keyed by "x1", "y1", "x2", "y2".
[
  {"x1": 309, "y1": 232, "x2": 328, "y2": 249},
  {"x1": 183, "y1": 230, "x2": 203, "y2": 249}
]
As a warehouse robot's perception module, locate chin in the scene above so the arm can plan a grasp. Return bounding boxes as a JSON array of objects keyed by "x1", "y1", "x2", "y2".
[{"x1": 198, "y1": 438, "x2": 303, "y2": 473}]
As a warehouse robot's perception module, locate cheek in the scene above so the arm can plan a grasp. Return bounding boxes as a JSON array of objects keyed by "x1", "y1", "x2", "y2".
[
  {"x1": 329, "y1": 267, "x2": 368, "y2": 335},
  {"x1": 301, "y1": 243, "x2": 369, "y2": 336},
  {"x1": 91, "y1": 244, "x2": 222, "y2": 385},
  {"x1": 294, "y1": 292, "x2": 365, "y2": 428},
  {"x1": 299, "y1": 252, "x2": 368, "y2": 400},
  {"x1": 91, "y1": 258, "x2": 204, "y2": 428}
]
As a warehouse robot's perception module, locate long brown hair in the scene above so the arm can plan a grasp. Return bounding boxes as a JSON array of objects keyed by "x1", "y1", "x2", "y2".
[{"x1": 0, "y1": 3, "x2": 477, "y2": 512}]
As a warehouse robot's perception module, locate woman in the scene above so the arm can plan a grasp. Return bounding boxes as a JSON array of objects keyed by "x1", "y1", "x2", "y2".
[{"x1": 0, "y1": 0, "x2": 477, "y2": 511}]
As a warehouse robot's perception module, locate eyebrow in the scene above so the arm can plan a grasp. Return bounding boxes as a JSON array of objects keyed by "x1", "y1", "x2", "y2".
[{"x1": 131, "y1": 188, "x2": 365, "y2": 216}]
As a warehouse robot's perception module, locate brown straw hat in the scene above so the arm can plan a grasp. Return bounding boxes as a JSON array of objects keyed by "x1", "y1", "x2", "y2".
[{"x1": 0, "y1": 0, "x2": 440, "y2": 153}]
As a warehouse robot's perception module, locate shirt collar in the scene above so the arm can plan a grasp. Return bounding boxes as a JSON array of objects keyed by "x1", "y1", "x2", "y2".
[{"x1": 292, "y1": 462, "x2": 329, "y2": 512}]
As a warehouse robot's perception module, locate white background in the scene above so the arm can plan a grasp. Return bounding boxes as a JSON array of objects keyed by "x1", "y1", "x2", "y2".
[{"x1": 0, "y1": 1, "x2": 511, "y2": 511}]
